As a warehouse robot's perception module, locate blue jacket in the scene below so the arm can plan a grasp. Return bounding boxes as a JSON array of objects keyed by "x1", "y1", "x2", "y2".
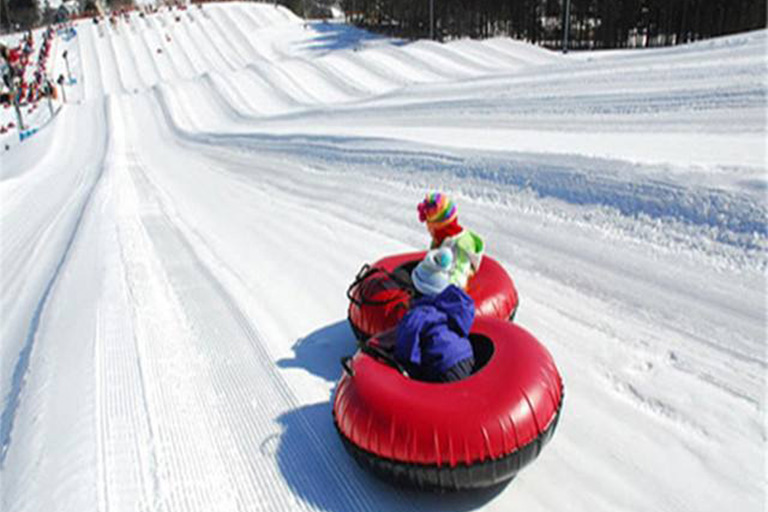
[{"x1": 395, "y1": 285, "x2": 475, "y2": 380}]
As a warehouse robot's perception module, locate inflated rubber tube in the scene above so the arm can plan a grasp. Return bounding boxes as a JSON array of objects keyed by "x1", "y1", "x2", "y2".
[
  {"x1": 347, "y1": 251, "x2": 519, "y2": 342},
  {"x1": 332, "y1": 318, "x2": 564, "y2": 491}
]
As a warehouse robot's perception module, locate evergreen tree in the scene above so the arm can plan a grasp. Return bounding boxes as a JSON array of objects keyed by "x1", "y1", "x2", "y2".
[
  {"x1": 6, "y1": 0, "x2": 38, "y2": 29},
  {"x1": 41, "y1": 0, "x2": 55, "y2": 25},
  {"x1": 106, "y1": 0, "x2": 134, "y2": 11}
]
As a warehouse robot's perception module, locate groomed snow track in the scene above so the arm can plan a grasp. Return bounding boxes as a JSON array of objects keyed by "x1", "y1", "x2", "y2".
[{"x1": 0, "y1": 3, "x2": 765, "y2": 512}]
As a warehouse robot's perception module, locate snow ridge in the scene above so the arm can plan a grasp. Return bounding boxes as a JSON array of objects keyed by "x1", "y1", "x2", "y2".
[
  {"x1": 1, "y1": 3, "x2": 765, "y2": 512},
  {"x1": 137, "y1": 119, "x2": 768, "y2": 255},
  {"x1": 0, "y1": 101, "x2": 111, "y2": 465}
]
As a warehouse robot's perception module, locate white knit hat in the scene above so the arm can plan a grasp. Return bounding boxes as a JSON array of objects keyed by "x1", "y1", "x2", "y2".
[{"x1": 411, "y1": 248, "x2": 453, "y2": 296}]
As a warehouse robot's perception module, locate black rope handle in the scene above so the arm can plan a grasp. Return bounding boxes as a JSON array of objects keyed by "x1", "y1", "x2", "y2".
[
  {"x1": 346, "y1": 263, "x2": 415, "y2": 307},
  {"x1": 346, "y1": 264, "x2": 374, "y2": 306},
  {"x1": 360, "y1": 343, "x2": 409, "y2": 376},
  {"x1": 339, "y1": 340, "x2": 409, "y2": 378},
  {"x1": 340, "y1": 356, "x2": 355, "y2": 377}
]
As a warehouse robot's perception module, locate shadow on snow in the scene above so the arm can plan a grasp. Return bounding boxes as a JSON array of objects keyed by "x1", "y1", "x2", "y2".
[
  {"x1": 277, "y1": 320, "x2": 358, "y2": 382},
  {"x1": 299, "y1": 20, "x2": 402, "y2": 54},
  {"x1": 274, "y1": 320, "x2": 509, "y2": 511}
]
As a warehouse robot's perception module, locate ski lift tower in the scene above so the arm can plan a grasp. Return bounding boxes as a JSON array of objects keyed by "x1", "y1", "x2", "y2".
[
  {"x1": 562, "y1": 0, "x2": 571, "y2": 53},
  {"x1": 429, "y1": 0, "x2": 434, "y2": 40}
]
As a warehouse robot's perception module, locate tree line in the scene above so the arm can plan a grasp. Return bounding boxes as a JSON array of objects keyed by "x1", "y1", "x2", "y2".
[
  {"x1": 337, "y1": 0, "x2": 767, "y2": 49},
  {"x1": 3, "y1": 0, "x2": 766, "y2": 46}
]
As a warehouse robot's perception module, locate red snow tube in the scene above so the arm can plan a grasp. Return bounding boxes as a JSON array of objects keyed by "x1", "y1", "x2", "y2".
[
  {"x1": 347, "y1": 252, "x2": 519, "y2": 341},
  {"x1": 332, "y1": 318, "x2": 564, "y2": 491}
]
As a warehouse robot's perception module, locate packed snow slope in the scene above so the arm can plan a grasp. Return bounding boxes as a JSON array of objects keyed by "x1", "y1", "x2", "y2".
[{"x1": 1, "y1": 3, "x2": 766, "y2": 511}]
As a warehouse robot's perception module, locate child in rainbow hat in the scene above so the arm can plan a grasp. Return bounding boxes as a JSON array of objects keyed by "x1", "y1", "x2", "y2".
[{"x1": 417, "y1": 192, "x2": 484, "y2": 289}]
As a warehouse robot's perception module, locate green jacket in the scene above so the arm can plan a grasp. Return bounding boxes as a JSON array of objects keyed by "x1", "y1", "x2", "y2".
[{"x1": 434, "y1": 229, "x2": 485, "y2": 289}]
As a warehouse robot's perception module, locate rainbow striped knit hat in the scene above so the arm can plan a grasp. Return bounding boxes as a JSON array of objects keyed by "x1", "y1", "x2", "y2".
[{"x1": 417, "y1": 192, "x2": 458, "y2": 229}]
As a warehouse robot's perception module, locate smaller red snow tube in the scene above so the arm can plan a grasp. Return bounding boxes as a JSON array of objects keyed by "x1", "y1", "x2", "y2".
[
  {"x1": 347, "y1": 252, "x2": 519, "y2": 341},
  {"x1": 333, "y1": 318, "x2": 564, "y2": 491}
]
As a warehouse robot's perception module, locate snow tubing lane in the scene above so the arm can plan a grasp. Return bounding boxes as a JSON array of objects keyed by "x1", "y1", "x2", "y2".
[
  {"x1": 347, "y1": 251, "x2": 519, "y2": 341},
  {"x1": 332, "y1": 317, "x2": 564, "y2": 491}
]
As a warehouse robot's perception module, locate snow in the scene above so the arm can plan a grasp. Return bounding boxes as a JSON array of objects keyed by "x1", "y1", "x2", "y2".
[{"x1": 1, "y1": 3, "x2": 766, "y2": 511}]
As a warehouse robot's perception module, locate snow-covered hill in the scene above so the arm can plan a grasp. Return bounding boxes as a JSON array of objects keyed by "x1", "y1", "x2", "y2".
[{"x1": 1, "y1": 3, "x2": 765, "y2": 511}]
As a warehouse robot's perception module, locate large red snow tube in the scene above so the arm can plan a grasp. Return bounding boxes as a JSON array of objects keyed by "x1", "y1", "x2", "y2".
[
  {"x1": 347, "y1": 251, "x2": 519, "y2": 341},
  {"x1": 333, "y1": 318, "x2": 564, "y2": 491}
]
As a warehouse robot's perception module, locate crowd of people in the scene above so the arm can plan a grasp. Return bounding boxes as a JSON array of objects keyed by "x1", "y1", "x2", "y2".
[
  {"x1": 0, "y1": 24, "x2": 65, "y2": 138},
  {"x1": 1, "y1": 26, "x2": 58, "y2": 109},
  {"x1": 0, "y1": 17, "x2": 83, "y2": 138}
]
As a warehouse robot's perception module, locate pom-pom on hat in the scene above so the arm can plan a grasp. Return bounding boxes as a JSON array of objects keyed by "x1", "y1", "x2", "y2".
[
  {"x1": 412, "y1": 248, "x2": 453, "y2": 296},
  {"x1": 417, "y1": 193, "x2": 458, "y2": 229}
]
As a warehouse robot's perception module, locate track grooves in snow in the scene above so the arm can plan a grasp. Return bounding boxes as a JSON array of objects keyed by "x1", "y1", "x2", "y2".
[
  {"x1": 0, "y1": 104, "x2": 110, "y2": 465},
  {"x1": 2, "y1": 5, "x2": 764, "y2": 512},
  {"x1": 95, "y1": 255, "x2": 159, "y2": 512},
  {"x1": 97, "y1": 97, "x2": 403, "y2": 511}
]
